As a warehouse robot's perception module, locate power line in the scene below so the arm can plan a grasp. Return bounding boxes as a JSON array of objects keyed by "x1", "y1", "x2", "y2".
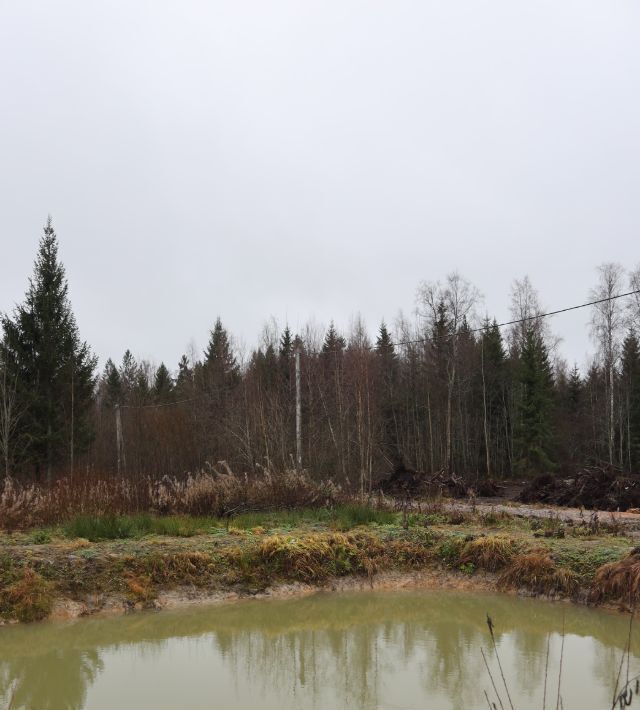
[{"x1": 316, "y1": 288, "x2": 640, "y2": 354}]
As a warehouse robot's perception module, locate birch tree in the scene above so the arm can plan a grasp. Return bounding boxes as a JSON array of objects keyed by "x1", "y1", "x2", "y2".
[
  {"x1": 589, "y1": 263, "x2": 626, "y2": 465},
  {"x1": 417, "y1": 272, "x2": 481, "y2": 473}
]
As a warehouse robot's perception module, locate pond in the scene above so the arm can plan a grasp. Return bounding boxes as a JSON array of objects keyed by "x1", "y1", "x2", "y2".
[{"x1": 0, "y1": 590, "x2": 637, "y2": 709}]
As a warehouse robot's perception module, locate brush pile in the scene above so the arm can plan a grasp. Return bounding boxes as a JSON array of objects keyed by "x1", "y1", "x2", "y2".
[
  {"x1": 377, "y1": 463, "x2": 486, "y2": 498},
  {"x1": 519, "y1": 465, "x2": 640, "y2": 511}
]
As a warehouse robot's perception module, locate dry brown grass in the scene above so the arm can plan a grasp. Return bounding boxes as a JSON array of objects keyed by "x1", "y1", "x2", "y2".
[
  {"x1": 0, "y1": 568, "x2": 54, "y2": 622},
  {"x1": 125, "y1": 575, "x2": 154, "y2": 602},
  {"x1": 225, "y1": 530, "x2": 433, "y2": 585},
  {"x1": 0, "y1": 468, "x2": 343, "y2": 530},
  {"x1": 458, "y1": 535, "x2": 519, "y2": 572},
  {"x1": 590, "y1": 549, "x2": 640, "y2": 605},
  {"x1": 499, "y1": 552, "x2": 579, "y2": 596}
]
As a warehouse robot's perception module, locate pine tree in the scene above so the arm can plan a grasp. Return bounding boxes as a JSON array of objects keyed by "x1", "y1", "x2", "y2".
[
  {"x1": 621, "y1": 330, "x2": 640, "y2": 471},
  {"x1": 514, "y1": 328, "x2": 555, "y2": 474},
  {"x1": 1, "y1": 218, "x2": 97, "y2": 479}
]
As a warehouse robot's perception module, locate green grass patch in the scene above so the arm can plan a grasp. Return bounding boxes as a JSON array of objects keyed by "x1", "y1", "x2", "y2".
[
  {"x1": 61, "y1": 505, "x2": 396, "y2": 541},
  {"x1": 226, "y1": 505, "x2": 397, "y2": 532},
  {"x1": 62, "y1": 514, "x2": 219, "y2": 541}
]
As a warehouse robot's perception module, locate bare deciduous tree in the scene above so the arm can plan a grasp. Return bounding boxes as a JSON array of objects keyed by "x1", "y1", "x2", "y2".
[
  {"x1": 417, "y1": 272, "x2": 481, "y2": 473},
  {"x1": 590, "y1": 263, "x2": 626, "y2": 464}
]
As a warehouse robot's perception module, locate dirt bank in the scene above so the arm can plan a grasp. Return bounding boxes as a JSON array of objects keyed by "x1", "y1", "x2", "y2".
[{"x1": 0, "y1": 505, "x2": 637, "y2": 624}]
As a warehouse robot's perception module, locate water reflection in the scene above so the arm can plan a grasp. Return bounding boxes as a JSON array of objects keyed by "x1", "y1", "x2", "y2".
[{"x1": 0, "y1": 591, "x2": 637, "y2": 710}]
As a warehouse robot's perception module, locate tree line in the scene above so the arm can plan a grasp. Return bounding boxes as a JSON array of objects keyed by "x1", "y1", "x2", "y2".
[{"x1": 2, "y1": 221, "x2": 640, "y2": 487}]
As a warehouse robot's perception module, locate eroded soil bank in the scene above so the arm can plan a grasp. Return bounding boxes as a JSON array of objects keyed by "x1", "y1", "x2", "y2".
[{"x1": 1, "y1": 502, "x2": 639, "y2": 624}]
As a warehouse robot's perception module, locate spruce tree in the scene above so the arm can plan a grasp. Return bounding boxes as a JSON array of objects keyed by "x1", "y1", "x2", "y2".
[
  {"x1": 175, "y1": 354, "x2": 193, "y2": 395},
  {"x1": 1, "y1": 218, "x2": 97, "y2": 479},
  {"x1": 153, "y1": 363, "x2": 175, "y2": 402},
  {"x1": 119, "y1": 350, "x2": 138, "y2": 400},
  {"x1": 375, "y1": 322, "x2": 399, "y2": 459},
  {"x1": 102, "y1": 359, "x2": 122, "y2": 407},
  {"x1": 479, "y1": 320, "x2": 509, "y2": 475},
  {"x1": 621, "y1": 330, "x2": 640, "y2": 471},
  {"x1": 279, "y1": 326, "x2": 293, "y2": 361},
  {"x1": 514, "y1": 328, "x2": 555, "y2": 474},
  {"x1": 204, "y1": 318, "x2": 240, "y2": 391},
  {"x1": 322, "y1": 322, "x2": 346, "y2": 355}
]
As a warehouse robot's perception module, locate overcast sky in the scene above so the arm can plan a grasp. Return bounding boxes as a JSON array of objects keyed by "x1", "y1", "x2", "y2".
[{"x1": 1, "y1": 0, "x2": 639, "y2": 372}]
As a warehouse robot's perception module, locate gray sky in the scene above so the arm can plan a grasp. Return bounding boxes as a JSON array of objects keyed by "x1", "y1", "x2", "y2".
[{"x1": 1, "y1": 0, "x2": 639, "y2": 371}]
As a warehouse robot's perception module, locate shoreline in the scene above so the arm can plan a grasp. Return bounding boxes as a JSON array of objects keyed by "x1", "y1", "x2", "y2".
[
  {"x1": 41, "y1": 566, "x2": 626, "y2": 625},
  {"x1": 1, "y1": 505, "x2": 637, "y2": 625}
]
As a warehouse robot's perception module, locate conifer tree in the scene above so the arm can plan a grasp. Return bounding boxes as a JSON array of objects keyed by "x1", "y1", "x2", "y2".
[
  {"x1": 119, "y1": 350, "x2": 138, "y2": 399},
  {"x1": 153, "y1": 363, "x2": 175, "y2": 402},
  {"x1": 479, "y1": 320, "x2": 509, "y2": 475},
  {"x1": 279, "y1": 326, "x2": 293, "y2": 361},
  {"x1": 102, "y1": 359, "x2": 122, "y2": 407},
  {"x1": 175, "y1": 354, "x2": 193, "y2": 394},
  {"x1": 1, "y1": 218, "x2": 97, "y2": 480},
  {"x1": 322, "y1": 322, "x2": 346, "y2": 355},
  {"x1": 375, "y1": 322, "x2": 399, "y2": 459},
  {"x1": 204, "y1": 318, "x2": 240, "y2": 391},
  {"x1": 621, "y1": 330, "x2": 640, "y2": 471},
  {"x1": 514, "y1": 328, "x2": 555, "y2": 474}
]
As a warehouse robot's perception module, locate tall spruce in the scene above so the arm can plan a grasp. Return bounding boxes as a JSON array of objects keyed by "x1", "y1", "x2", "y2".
[
  {"x1": 153, "y1": 363, "x2": 175, "y2": 402},
  {"x1": 479, "y1": 320, "x2": 509, "y2": 476},
  {"x1": 375, "y1": 322, "x2": 399, "y2": 460},
  {"x1": 621, "y1": 330, "x2": 640, "y2": 471},
  {"x1": 1, "y1": 218, "x2": 97, "y2": 480},
  {"x1": 514, "y1": 327, "x2": 555, "y2": 474},
  {"x1": 204, "y1": 318, "x2": 240, "y2": 392},
  {"x1": 102, "y1": 359, "x2": 122, "y2": 407}
]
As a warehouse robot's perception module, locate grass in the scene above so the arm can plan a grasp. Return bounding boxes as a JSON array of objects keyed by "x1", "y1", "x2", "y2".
[
  {"x1": 590, "y1": 549, "x2": 640, "y2": 605},
  {"x1": 499, "y1": 552, "x2": 579, "y2": 597},
  {"x1": 0, "y1": 567, "x2": 54, "y2": 622},
  {"x1": 61, "y1": 505, "x2": 398, "y2": 541},
  {"x1": 458, "y1": 535, "x2": 520, "y2": 572}
]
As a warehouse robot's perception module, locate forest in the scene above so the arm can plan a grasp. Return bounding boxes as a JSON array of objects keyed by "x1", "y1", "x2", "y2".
[{"x1": 2, "y1": 220, "x2": 640, "y2": 491}]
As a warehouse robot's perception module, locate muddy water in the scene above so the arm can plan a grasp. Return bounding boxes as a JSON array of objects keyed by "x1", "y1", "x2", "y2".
[{"x1": 0, "y1": 591, "x2": 638, "y2": 710}]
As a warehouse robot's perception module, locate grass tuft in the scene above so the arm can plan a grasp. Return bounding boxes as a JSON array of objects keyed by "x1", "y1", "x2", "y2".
[
  {"x1": 499, "y1": 552, "x2": 578, "y2": 596},
  {"x1": 458, "y1": 535, "x2": 519, "y2": 572},
  {"x1": 590, "y1": 549, "x2": 640, "y2": 605},
  {"x1": 1, "y1": 567, "x2": 54, "y2": 622}
]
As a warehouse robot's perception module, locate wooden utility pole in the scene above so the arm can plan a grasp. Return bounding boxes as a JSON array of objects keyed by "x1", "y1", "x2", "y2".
[{"x1": 295, "y1": 347, "x2": 302, "y2": 470}]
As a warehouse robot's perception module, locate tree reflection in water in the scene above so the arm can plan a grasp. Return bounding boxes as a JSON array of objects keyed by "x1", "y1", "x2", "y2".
[{"x1": 0, "y1": 591, "x2": 637, "y2": 709}]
